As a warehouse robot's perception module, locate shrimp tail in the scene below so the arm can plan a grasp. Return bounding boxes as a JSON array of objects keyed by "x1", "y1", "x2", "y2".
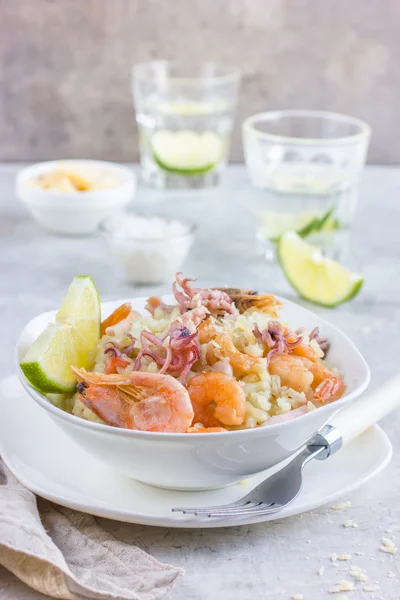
[
  {"x1": 313, "y1": 376, "x2": 344, "y2": 406},
  {"x1": 71, "y1": 366, "x2": 132, "y2": 386}
]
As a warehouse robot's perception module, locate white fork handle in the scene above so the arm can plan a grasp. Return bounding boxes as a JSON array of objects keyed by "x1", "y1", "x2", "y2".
[{"x1": 329, "y1": 374, "x2": 400, "y2": 446}]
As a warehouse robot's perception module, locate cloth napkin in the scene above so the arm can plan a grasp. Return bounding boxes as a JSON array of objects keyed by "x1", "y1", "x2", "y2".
[{"x1": 0, "y1": 458, "x2": 183, "y2": 600}]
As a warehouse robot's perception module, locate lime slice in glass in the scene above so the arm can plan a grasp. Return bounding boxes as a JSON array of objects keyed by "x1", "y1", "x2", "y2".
[
  {"x1": 320, "y1": 216, "x2": 340, "y2": 232},
  {"x1": 158, "y1": 101, "x2": 224, "y2": 116},
  {"x1": 20, "y1": 324, "x2": 91, "y2": 393},
  {"x1": 278, "y1": 232, "x2": 364, "y2": 307},
  {"x1": 151, "y1": 130, "x2": 223, "y2": 175},
  {"x1": 258, "y1": 205, "x2": 334, "y2": 243}
]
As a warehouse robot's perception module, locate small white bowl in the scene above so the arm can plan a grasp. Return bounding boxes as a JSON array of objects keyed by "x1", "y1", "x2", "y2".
[
  {"x1": 16, "y1": 295, "x2": 370, "y2": 491},
  {"x1": 100, "y1": 213, "x2": 196, "y2": 285},
  {"x1": 16, "y1": 160, "x2": 136, "y2": 235}
]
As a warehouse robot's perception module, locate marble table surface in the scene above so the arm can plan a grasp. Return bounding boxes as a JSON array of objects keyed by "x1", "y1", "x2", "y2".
[{"x1": 0, "y1": 164, "x2": 399, "y2": 599}]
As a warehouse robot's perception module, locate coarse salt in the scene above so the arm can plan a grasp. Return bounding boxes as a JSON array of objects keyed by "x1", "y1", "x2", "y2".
[
  {"x1": 317, "y1": 566, "x2": 325, "y2": 576},
  {"x1": 104, "y1": 214, "x2": 193, "y2": 284}
]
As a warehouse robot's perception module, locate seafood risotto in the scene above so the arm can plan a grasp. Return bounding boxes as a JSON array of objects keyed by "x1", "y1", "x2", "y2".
[{"x1": 69, "y1": 273, "x2": 345, "y2": 433}]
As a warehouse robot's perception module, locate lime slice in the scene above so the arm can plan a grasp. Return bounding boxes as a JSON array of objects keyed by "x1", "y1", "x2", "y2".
[
  {"x1": 20, "y1": 324, "x2": 90, "y2": 393},
  {"x1": 258, "y1": 206, "x2": 334, "y2": 243},
  {"x1": 258, "y1": 211, "x2": 317, "y2": 243},
  {"x1": 56, "y1": 275, "x2": 100, "y2": 352},
  {"x1": 320, "y1": 216, "x2": 340, "y2": 232},
  {"x1": 152, "y1": 130, "x2": 223, "y2": 175},
  {"x1": 158, "y1": 101, "x2": 223, "y2": 116},
  {"x1": 20, "y1": 276, "x2": 101, "y2": 393},
  {"x1": 278, "y1": 232, "x2": 364, "y2": 307}
]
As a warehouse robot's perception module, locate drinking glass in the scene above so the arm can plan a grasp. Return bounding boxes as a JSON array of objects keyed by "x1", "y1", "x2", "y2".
[
  {"x1": 242, "y1": 110, "x2": 371, "y2": 260},
  {"x1": 132, "y1": 61, "x2": 241, "y2": 189}
]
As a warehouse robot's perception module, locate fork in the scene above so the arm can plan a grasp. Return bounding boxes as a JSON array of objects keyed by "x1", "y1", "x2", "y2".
[{"x1": 172, "y1": 376, "x2": 400, "y2": 519}]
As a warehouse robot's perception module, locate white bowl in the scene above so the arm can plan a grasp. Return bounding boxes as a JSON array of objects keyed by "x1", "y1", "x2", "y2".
[
  {"x1": 16, "y1": 295, "x2": 370, "y2": 490},
  {"x1": 16, "y1": 160, "x2": 136, "y2": 235},
  {"x1": 100, "y1": 213, "x2": 196, "y2": 285}
]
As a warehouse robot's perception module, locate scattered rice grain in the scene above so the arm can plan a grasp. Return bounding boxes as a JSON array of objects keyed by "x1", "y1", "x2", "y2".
[
  {"x1": 329, "y1": 580, "x2": 355, "y2": 593},
  {"x1": 380, "y1": 537, "x2": 397, "y2": 554},
  {"x1": 363, "y1": 584, "x2": 380, "y2": 592},
  {"x1": 343, "y1": 520, "x2": 358, "y2": 528},
  {"x1": 332, "y1": 502, "x2": 352, "y2": 511}
]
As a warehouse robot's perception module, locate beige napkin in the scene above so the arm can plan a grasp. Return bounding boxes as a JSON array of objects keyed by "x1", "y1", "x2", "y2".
[{"x1": 0, "y1": 459, "x2": 183, "y2": 600}]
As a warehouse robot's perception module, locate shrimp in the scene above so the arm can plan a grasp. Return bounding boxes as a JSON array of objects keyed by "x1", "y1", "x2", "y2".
[
  {"x1": 212, "y1": 288, "x2": 282, "y2": 317},
  {"x1": 186, "y1": 426, "x2": 228, "y2": 433},
  {"x1": 207, "y1": 333, "x2": 263, "y2": 378},
  {"x1": 290, "y1": 341, "x2": 321, "y2": 362},
  {"x1": 104, "y1": 356, "x2": 132, "y2": 374},
  {"x1": 308, "y1": 361, "x2": 345, "y2": 406},
  {"x1": 268, "y1": 354, "x2": 345, "y2": 405},
  {"x1": 269, "y1": 354, "x2": 314, "y2": 394},
  {"x1": 72, "y1": 367, "x2": 194, "y2": 433},
  {"x1": 145, "y1": 296, "x2": 176, "y2": 317},
  {"x1": 198, "y1": 317, "x2": 217, "y2": 344},
  {"x1": 101, "y1": 303, "x2": 142, "y2": 336},
  {"x1": 281, "y1": 326, "x2": 321, "y2": 362},
  {"x1": 187, "y1": 371, "x2": 246, "y2": 427}
]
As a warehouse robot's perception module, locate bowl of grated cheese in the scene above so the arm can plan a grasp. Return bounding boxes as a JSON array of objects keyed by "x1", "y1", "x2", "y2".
[{"x1": 16, "y1": 160, "x2": 136, "y2": 235}]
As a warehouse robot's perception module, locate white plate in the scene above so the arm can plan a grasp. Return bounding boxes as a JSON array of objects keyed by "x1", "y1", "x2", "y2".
[{"x1": 0, "y1": 376, "x2": 391, "y2": 528}]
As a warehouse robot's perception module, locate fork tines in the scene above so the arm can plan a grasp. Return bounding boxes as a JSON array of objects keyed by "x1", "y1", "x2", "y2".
[{"x1": 172, "y1": 501, "x2": 277, "y2": 518}]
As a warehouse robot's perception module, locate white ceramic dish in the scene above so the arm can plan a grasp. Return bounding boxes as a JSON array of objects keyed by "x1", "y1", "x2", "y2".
[
  {"x1": 16, "y1": 295, "x2": 370, "y2": 490},
  {"x1": 0, "y1": 375, "x2": 391, "y2": 528},
  {"x1": 16, "y1": 160, "x2": 136, "y2": 235},
  {"x1": 100, "y1": 213, "x2": 196, "y2": 285}
]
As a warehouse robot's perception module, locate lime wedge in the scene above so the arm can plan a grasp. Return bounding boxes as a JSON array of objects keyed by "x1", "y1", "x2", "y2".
[
  {"x1": 151, "y1": 130, "x2": 223, "y2": 175},
  {"x1": 278, "y1": 232, "x2": 364, "y2": 307},
  {"x1": 56, "y1": 275, "x2": 100, "y2": 352},
  {"x1": 258, "y1": 206, "x2": 334, "y2": 243},
  {"x1": 20, "y1": 324, "x2": 90, "y2": 393},
  {"x1": 20, "y1": 276, "x2": 101, "y2": 393}
]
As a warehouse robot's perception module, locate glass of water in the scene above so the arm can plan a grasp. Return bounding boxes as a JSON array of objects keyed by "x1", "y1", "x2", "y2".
[
  {"x1": 132, "y1": 61, "x2": 241, "y2": 189},
  {"x1": 242, "y1": 110, "x2": 371, "y2": 260}
]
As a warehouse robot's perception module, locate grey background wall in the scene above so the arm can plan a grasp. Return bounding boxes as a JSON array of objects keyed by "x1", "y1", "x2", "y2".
[{"x1": 0, "y1": 0, "x2": 397, "y2": 163}]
